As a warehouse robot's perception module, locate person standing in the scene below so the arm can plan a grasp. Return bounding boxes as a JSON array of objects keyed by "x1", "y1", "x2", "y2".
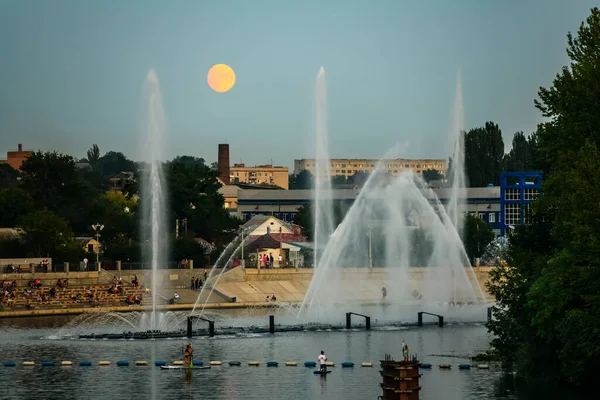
[
  {"x1": 278, "y1": 254, "x2": 283, "y2": 268},
  {"x1": 317, "y1": 350, "x2": 327, "y2": 372},
  {"x1": 402, "y1": 341, "x2": 409, "y2": 361}
]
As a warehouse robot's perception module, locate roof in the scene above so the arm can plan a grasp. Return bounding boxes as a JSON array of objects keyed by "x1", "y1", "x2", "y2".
[
  {"x1": 218, "y1": 184, "x2": 240, "y2": 198},
  {"x1": 238, "y1": 186, "x2": 501, "y2": 202},
  {"x1": 75, "y1": 236, "x2": 95, "y2": 246},
  {"x1": 241, "y1": 214, "x2": 271, "y2": 229},
  {"x1": 109, "y1": 171, "x2": 135, "y2": 181},
  {"x1": 244, "y1": 234, "x2": 282, "y2": 252},
  {"x1": 249, "y1": 233, "x2": 306, "y2": 242}
]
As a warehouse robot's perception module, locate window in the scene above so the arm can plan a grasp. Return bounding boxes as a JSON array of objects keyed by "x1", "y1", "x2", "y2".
[
  {"x1": 342, "y1": 164, "x2": 346, "y2": 168},
  {"x1": 504, "y1": 188, "x2": 520, "y2": 200},
  {"x1": 523, "y1": 188, "x2": 539, "y2": 200},
  {"x1": 341, "y1": 170, "x2": 345, "y2": 173},
  {"x1": 405, "y1": 164, "x2": 409, "y2": 168},
  {"x1": 505, "y1": 203, "x2": 521, "y2": 226},
  {"x1": 489, "y1": 213, "x2": 496, "y2": 223},
  {"x1": 393, "y1": 170, "x2": 398, "y2": 173}
]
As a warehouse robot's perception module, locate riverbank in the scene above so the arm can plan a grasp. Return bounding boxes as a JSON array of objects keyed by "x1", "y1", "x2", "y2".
[{"x1": 0, "y1": 301, "x2": 283, "y2": 318}]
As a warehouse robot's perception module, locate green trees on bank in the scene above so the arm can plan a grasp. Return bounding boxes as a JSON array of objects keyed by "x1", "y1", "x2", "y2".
[
  {"x1": 487, "y1": 7, "x2": 600, "y2": 387},
  {"x1": 0, "y1": 147, "x2": 240, "y2": 265}
]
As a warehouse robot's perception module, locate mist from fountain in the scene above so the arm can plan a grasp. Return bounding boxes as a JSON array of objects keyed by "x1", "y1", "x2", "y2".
[
  {"x1": 140, "y1": 69, "x2": 168, "y2": 331},
  {"x1": 299, "y1": 71, "x2": 486, "y2": 323}
]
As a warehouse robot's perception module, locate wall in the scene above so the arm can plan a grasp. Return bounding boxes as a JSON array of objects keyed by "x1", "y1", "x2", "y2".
[{"x1": 215, "y1": 267, "x2": 493, "y2": 303}]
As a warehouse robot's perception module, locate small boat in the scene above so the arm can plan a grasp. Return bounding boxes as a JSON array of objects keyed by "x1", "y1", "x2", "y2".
[
  {"x1": 160, "y1": 365, "x2": 211, "y2": 370},
  {"x1": 313, "y1": 370, "x2": 332, "y2": 375}
]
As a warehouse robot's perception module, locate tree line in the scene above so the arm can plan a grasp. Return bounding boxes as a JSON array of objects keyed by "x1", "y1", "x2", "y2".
[
  {"x1": 0, "y1": 147, "x2": 240, "y2": 266},
  {"x1": 486, "y1": 7, "x2": 600, "y2": 388}
]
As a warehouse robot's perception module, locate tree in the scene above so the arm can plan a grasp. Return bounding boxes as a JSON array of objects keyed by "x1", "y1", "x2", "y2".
[
  {"x1": 487, "y1": 8, "x2": 600, "y2": 387},
  {"x1": 19, "y1": 151, "x2": 94, "y2": 233},
  {"x1": 331, "y1": 175, "x2": 348, "y2": 188},
  {"x1": 0, "y1": 164, "x2": 19, "y2": 190},
  {"x1": 0, "y1": 187, "x2": 34, "y2": 227},
  {"x1": 88, "y1": 192, "x2": 138, "y2": 243},
  {"x1": 293, "y1": 204, "x2": 312, "y2": 239},
  {"x1": 349, "y1": 171, "x2": 369, "y2": 187},
  {"x1": 462, "y1": 213, "x2": 495, "y2": 262},
  {"x1": 289, "y1": 170, "x2": 314, "y2": 189},
  {"x1": 464, "y1": 122, "x2": 505, "y2": 186},
  {"x1": 503, "y1": 132, "x2": 539, "y2": 172},
  {"x1": 86, "y1": 144, "x2": 101, "y2": 170},
  {"x1": 165, "y1": 156, "x2": 238, "y2": 244},
  {"x1": 422, "y1": 169, "x2": 443, "y2": 183},
  {"x1": 18, "y1": 210, "x2": 75, "y2": 258},
  {"x1": 98, "y1": 151, "x2": 136, "y2": 178}
]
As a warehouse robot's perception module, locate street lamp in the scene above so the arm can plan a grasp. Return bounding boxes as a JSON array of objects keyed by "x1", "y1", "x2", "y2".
[{"x1": 91, "y1": 223, "x2": 104, "y2": 270}]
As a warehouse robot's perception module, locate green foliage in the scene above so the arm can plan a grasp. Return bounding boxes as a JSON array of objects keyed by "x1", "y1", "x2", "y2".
[
  {"x1": 0, "y1": 187, "x2": 34, "y2": 227},
  {"x1": 86, "y1": 144, "x2": 101, "y2": 170},
  {"x1": 462, "y1": 213, "x2": 495, "y2": 261},
  {"x1": 488, "y1": 7, "x2": 600, "y2": 387},
  {"x1": 98, "y1": 151, "x2": 136, "y2": 178},
  {"x1": 166, "y1": 156, "x2": 239, "y2": 245},
  {"x1": 293, "y1": 204, "x2": 312, "y2": 239},
  {"x1": 18, "y1": 210, "x2": 75, "y2": 258},
  {"x1": 289, "y1": 170, "x2": 314, "y2": 189},
  {"x1": 422, "y1": 168, "x2": 443, "y2": 182},
  {"x1": 19, "y1": 151, "x2": 99, "y2": 233},
  {"x1": 464, "y1": 122, "x2": 505, "y2": 187},
  {"x1": 0, "y1": 164, "x2": 19, "y2": 190},
  {"x1": 503, "y1": 132, "x2": 539, "y2": 172}
]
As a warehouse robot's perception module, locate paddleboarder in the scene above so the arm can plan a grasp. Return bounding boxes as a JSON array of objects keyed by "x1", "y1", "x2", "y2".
[{"x1": 317, "y1": 350, "x2": 327, "y2": 372}]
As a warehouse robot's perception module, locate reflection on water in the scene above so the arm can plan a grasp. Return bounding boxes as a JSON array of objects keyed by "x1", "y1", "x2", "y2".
[{"x1": 0, "y1": 322, "x2": 585, "y2": 399}]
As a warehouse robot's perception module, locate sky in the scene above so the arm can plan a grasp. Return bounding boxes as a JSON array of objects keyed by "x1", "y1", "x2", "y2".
[{"x1": 0, "y1": 0, "x2": 597, "y2": 168}]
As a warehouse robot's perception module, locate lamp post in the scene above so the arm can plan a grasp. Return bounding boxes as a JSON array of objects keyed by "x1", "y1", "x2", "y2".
[{"x1": 91, "y1": 223, "x2": 104, "y2": 270}]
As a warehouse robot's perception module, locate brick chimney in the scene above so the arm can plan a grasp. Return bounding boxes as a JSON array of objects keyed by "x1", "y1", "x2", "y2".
[
  {"x1": 218, "y1": 144, "x2": 230, "y2": 185},
  {"x1": 18, "y1": 143, "x2": 22, "y2": 151}
]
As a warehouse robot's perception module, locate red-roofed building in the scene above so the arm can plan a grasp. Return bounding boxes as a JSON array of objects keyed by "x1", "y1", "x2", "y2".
[{"x1": 0, "y1": 143, "x2": 33, "y2": 171}]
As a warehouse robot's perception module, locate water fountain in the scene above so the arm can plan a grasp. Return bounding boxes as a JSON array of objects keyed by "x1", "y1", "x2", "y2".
[
  {"x1": 313, "y1": 67, "x2": 336, "y2": 270},
  {"x1": 140, "y1": 68, "x2": 169, "y2": 331},
  {"x1": 299, "y1": 70, "x2": 487, "y2": 322}
]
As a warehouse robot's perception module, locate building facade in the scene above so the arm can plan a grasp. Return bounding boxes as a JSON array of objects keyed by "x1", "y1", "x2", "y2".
[
  {"x1": 499, "y1": 171, "x2": 543, "y2": 236},
  {"x1": 230, "y1": 164, "x2": 289, "y2": 189},
  {"x1": 0, "y1": 143, "x2": 33, "y2": 171},
  {"x1": 238, "y1": 186, "x2": 503, "y2": 235},
  {"x1": 294, "y1": 158, "x2": 446, "y2": 178}
]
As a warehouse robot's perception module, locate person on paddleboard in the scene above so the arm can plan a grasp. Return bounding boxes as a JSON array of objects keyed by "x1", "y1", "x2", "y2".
[
  {"x1": 317, "y1": 350, "x2": 327, "y2": 372},
  {"x1": 182, "y1": 343, "x2": 193, "y2": 367}
]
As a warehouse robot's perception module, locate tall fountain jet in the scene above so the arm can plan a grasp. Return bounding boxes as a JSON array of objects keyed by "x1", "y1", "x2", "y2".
[
  {"x1": 313, "y1": 67, "x2": 336, "y2": 271},
  {"x1": 140, "y1": 69, "x2": 168, "y2": 331},
  {"x1": 447, "y1": 70, "x2": 467, "y2": 234}
]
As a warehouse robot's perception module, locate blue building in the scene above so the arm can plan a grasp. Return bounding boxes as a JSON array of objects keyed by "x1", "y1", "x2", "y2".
[{"x1": 499, "y1": 171, "x2": 543, "y2": 236}]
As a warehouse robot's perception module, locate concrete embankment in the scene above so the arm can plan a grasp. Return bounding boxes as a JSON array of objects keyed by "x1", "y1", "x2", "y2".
[{"x1": 215, "y1": 267, "x2": 494, "y2": 303}]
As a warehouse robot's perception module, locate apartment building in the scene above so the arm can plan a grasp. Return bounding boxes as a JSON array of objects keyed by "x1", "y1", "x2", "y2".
[
  {"x1": 293, "y1": 158, "x2": 447, "y2": 178},
  {"x1": 230, "y1": 163, "x2": 289, "y2": 189}
]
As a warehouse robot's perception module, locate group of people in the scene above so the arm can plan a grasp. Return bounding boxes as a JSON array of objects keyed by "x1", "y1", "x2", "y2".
[
  {"x1": 190, "y1": 274, "x2": 205, "y2": 291},
  {"x1": 257, "y1": 253, "x2": 284, "y2": 269}
]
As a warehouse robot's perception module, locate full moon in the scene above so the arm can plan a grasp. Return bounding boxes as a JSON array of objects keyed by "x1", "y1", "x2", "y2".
[{"x1": 207, "y1": 64, "x2": 236, "y2": 93}]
